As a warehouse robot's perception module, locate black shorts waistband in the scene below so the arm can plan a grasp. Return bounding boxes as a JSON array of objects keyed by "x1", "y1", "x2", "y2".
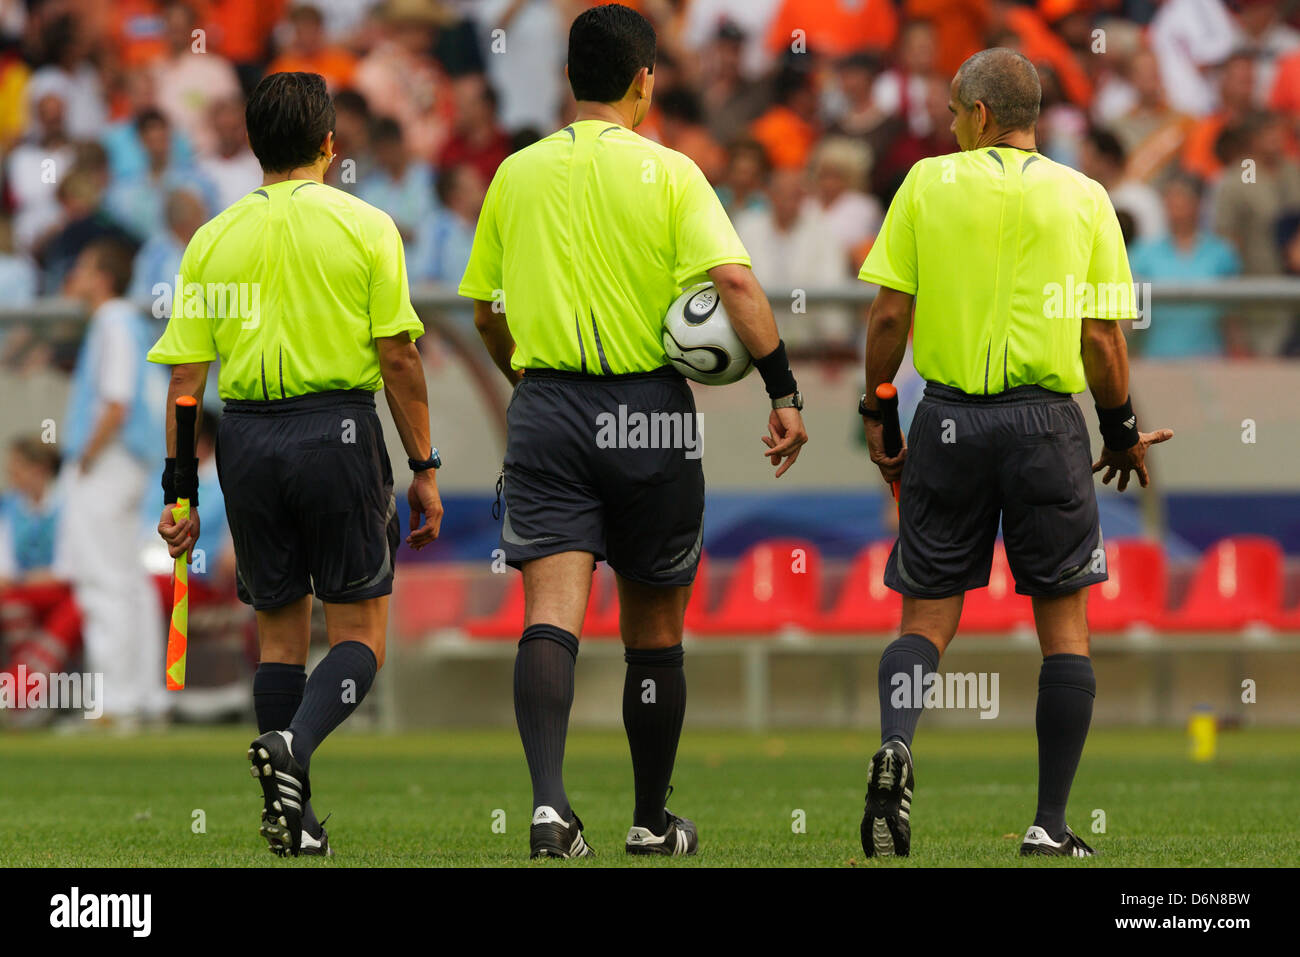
[
  {"x1": 924, "y1": 382, "x2": 1072, "y2": 406},
  {"x1": 522, "y1": 366, "x2": 683, "y2": 384},
  {"x1": 223, "y1": 388, "x2": 377, "y2": 415}
]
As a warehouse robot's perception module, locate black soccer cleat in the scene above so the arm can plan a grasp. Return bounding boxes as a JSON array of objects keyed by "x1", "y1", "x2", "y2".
[
  {"x1": 529, "y1": 806, "x2": 594, "y2": 859},
  {"x1": 298, "y1": 824, "x2": 332, "y2": 857},
  {"x1": 625, "y1": 809, "x2": 699, "y2": 856},
  {"x1": 862, "y1": 738, "x2": 914, "y2": 858},
  {"x1": 248, "y1": 730, "x2": 310, "y2": 858},
  {"x1": 1019, "y1": 824, "x2": 1096, "y2": 858}
]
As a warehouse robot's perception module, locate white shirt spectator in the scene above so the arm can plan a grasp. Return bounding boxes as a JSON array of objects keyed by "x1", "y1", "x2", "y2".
[
  {"x1": 26, "y1": 66, "x2": 106, "y2": 140},
  {"x1": 199, "y1": 148, "x2": 263, "y2": 212},
  {"x1": 474, "y1": 0, "x2": 565, "y2": 132},
  {"x1": 807, "y1": 191, "x2": 883, "y2": 258},
  {"x1": 682, "y1": 0, "x2": 783, "y2": 75},
  {"x1": 1150, "y1": 0, "x2": 1238, "y2": 117},
  {"x1": 873, "y1": 71, "x2": 933, "y2": 136}
]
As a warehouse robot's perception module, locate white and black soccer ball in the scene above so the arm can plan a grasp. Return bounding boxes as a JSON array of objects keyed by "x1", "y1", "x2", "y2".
[{"x1": 661, "y1": 282, "x2": 753, "y2": 386}]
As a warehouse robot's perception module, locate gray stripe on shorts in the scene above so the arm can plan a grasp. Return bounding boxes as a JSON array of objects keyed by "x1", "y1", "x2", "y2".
[
  {"x1": 501, "y1": 506, "x2": 558, "y2": 547},
  {"x1": 894, "y1": 541, "x2": 926, "y2": 593},
  {"x1": 347, "y1": 493, "x2": 398, "y2": 590},
  {"x1": 663, "y1": 525, "x2": 704, "y2": 575}
]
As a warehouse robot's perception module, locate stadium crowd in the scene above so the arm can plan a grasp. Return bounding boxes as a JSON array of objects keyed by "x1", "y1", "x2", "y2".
[{"x1": 2, "y1": 0, "x2": 1300, "y2": 723}]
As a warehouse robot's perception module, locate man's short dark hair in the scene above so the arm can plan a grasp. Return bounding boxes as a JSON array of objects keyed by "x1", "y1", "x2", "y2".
[
  {"x1": 82, "y1": 238, "x2": 136, "y2": 297},
  {"x1": 955, "y1": 48, "x2": 1041, "y2": 132},
  {"x1": 333, "y1": 89, "x2": 370, "y2": 119},
  {"x1": 246, "y1": 72, "x2": 336, "y2": 173},
  {"x1": 1085, "y1": 127, "x2": 1126, "y2": 167},
  {"x1": 566, "y1": 4, "x2": 656, "y2": 104},
  {"x1": 135, "y1": 107, "x2": 168, "y2": 135}
]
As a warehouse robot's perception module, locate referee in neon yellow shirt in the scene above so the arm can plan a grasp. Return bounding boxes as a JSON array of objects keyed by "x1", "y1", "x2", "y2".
[
  {"x1": 460, "y1": 4, "x2": 808, "y2": 859},
  {"x1": 149, "y1": 72, "x2": 443, "y2": 858},
  {"x1": 856, "y1": 49, "x2": 1173, "y2": 860}
]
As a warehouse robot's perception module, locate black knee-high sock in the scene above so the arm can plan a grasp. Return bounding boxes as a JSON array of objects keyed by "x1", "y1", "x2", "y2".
[
  {"x1": 1034, "y1": 654, "x2": 1096, "y2": 841},
  {"x1": 623, "y1": 644, "x2": 687, "y2": 834},
  {"x1": 514, "y1": 624, "x2": 578, "y2": 819},
  {"x1": 878, "y1": 633, "x2": 940, "y2": 748},
  {"x1": 286, "y1": 641, "x2": 377, "y2": 769},
  {"x1": 252, "y1": 662, "x2": 321, "y2": 834}
]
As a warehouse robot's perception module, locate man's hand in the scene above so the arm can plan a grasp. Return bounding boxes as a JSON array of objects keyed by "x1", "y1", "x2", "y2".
[
  {"x1": 158, "y1": 505, "x2": 200, "y2": 560},
  {"x1": 406, "y1": 470, "x2": 444, "y2": 550},
  {"x1": 760, "y1": 406, "x2": 808, "y2": 478},
  {"x1": 864, "y1": 417, "x2": 907, "y2": 485},
  {"x1": 1092, "y1": 428, "x2": 1174, "y2": 492}
]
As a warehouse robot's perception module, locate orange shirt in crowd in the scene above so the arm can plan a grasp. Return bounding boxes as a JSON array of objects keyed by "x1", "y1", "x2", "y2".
[
  {"x1": 1271, "y1": 50, "x2": 1300, "y2": 115},
  {"x1": 905, "y1": 0, "x2": 990, "y2": 76},
  {"x1": 199, "y1": 0, "x2": 288, "y2": 64},
  {"x1": 765, "y1": 0, "x2": 899, "y2": 58},
  {"x1": 106, "y1": 0, "x2": 168, "y2": 69},
  {"x1": 265, "y1": 50, "x2": 358, "y2": 92},
  {"x1": 750, "y1": 105, "x2": 817, "y2": 170},
  {"x1": 1182, "y1": 113, "x2": 1229, "y2": 180},
  {"x1": 1004, "y1": 4, "x2": 1093, "y2": 108}
]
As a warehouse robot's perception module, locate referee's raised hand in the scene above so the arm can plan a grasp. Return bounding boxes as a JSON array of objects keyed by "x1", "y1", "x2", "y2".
[{"x1": 1092, "y1": 427, "x2": 1175, "y2": 492}]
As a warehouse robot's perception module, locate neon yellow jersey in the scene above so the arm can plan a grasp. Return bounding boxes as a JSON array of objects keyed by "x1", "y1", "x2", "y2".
[
  {"x1": 859, "y1": 147, "x2": 1137, "y2": 395},
  {"x1": 147, "y1": 179, "x2": 423, "y2": 400},
  {"x1": 459, "y1": 119, "x2": 751, "y2": 374}
]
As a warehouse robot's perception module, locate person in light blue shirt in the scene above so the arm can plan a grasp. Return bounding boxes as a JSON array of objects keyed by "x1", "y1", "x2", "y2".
[
  {"x1": 1128, "y1": 174, "x2": 1241, "y2": 359},
  {"x1": 356, "y1": 116, "x2": 435, "y2": 244},
  {"x1": 55, "y1": 238, "x2": 169, "y2": 721},
  {"x1": 105, "y1": 109, "x2": 217, "y2": 242},
  {"x1": 129, "y1": 188, "x2": 209, "y2": 318}
]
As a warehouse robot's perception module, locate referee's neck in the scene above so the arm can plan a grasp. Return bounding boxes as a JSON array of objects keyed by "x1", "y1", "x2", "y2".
[
  {"x1": 262, "y1": 165, "x2": 327, "y2": 187},
  {"x1": 573, "y1": 100, "x2": 633, "y2": 130}
]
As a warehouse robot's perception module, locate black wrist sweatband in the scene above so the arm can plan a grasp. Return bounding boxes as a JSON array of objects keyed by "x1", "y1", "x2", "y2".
[
  {"x1": 753, "y1": 340, "x2": 798, "y2": 399},
  {"x1": 162, "y1": 457, "x2": 199, "y2": 507},
  {"x1": 1096, "y1": 396, "x2": 1139, "y2": 451}
]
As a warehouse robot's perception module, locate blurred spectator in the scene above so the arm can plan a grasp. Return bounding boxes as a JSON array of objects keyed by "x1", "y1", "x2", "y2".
[
  {"x1": 1278, "y1": 213, "x2": 1300, "y2": 355},
  {"x1": 1079, "y1": 127, "x2": 1167, "y2": 242},
  {"x1": 38, "y1": 166, "x2": 139, "y2": 295},
  {"x1": 734, "y1": 167, "x2": 850, "y2": 345},
  {"x1": 100, "y1": 69, "x2": 197, "y2": 184},
  {"x1": 655, "y1": 87, "x2": 726, "y2": 183},
  {"x1": 1269, "y1": 42, "x2": 1300, "y2": 116},
  {"x1": 1110, "y1": 48, "x2": 1193, "y2": 183},
  {"x1": 873, "y1": 18, "x2": 940, "y2": 137},
  {"x1": 105, "y1": 109, "x2": 216, "y2": 242},
  {"x1": 1182, "y1": 51, "x2": 1258, "y2": 181},
  {"x1": 151, "y1": 1, "x2": 242, "y2": 156},
  {"x1": 1038, "y1": 63, "x2": 1089, "y2": 168},
  {"x1": 1129, "y1": 174, "x2": 1243, "y2": 358},
  {"x1": 764, "y1": 0, "x2": 898, "y2": 59},
  {"x1": 991, "y1": 0, "x2": 1093, "y2": 108},
  {"x1": 266, "y1": 4, "x2": 358, "y2": 92},
  {"x1": 904, "y1": 0, "x2": 989, "y2": 76},
  {"x1": 410, "y1": 162, "x2": 484, "y2": 292},
  {"x1": 357, "y1": 115, "x2": 436, "y2": 242},
  {"x1": 1149, "y1": 0, "x2": 1237, "y2": 117},
  {"x1": 328, "y1": 89, "x2": 375, "y2": 190},
  {"x1": 825, "y1": 53, "x2": 903, "y2": 167},
  {"x1": 0, "y1": 213, "x2": 37, "y2": 304},
  {"x1": 107, "y1": 0, "x2": 168, "y2": 69},
  {"x1": 697, "y1": 20, "x2": 772, "y2": 148},
  {"x1": 189, "y1": 410, "x2": 237, "y2": 590},
  {"x1": 750, "y1": 57, "x2": 820, "y2": 170},
  {"x1": 872, "y1": 73, "x2": 957, "y2": 200},
  {"x1": 474, "y1": 0, "x2": 567, "y2": 134},
  {"x1": 1233, "y1": 0, "x2": 1300, "y2": 102},
  {"x1": 352, "y1": 0, "x2": 458, "y2": 163},
  {"x1": 202, "y1": 0, "x2": 289, "y2": 93},
  {"x1": 438, "y1": 74, "x2": 511, "y2": 181},
  {"x1": 26, "y1": 13, "x2": 107, "y2": 140},
  {"x1": 1212, "y1": 111, "x2": 1300, "y2": 354},
  {"x1": 682, "y1": 0, "x2": 781, "y2": 76},
  {"x1": 6, "y1": 88, "x2": 75, "y2": 252},
  {"x1": 129, "y1": 188, "x2": 208, "y2": 318},
  {"x1": 54, "y1": 239, "x2": 168, "y2": 724},
  {"x1": 0, "y1": 436, "x2": 81, "y2": 720},
  {"x1": 198, "y1": 96, "x2": 262, "y2": 211},
  {"x1": 0, "y1": 32, "x2": 27, "y2": 150},
  {"x1": 715, "y1": 138, "x2": 771, "y2": 216},
  {"x1": 806, "y1": 137, "x2": 882, "y2": 269}
]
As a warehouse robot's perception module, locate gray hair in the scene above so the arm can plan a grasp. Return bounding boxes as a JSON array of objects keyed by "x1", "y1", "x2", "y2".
[{"x1": 955, "y1": 48, "x2": 1041, "y2": 132}]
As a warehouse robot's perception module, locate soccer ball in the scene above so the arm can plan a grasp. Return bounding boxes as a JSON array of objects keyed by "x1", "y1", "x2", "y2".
[{"x1": 661, "y1": 282, "x2": 753, "y2": 385}]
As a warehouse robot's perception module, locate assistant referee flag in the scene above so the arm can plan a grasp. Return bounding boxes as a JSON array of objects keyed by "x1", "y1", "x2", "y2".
[
  {"x1": 147, "y1": 180, "x2": 424, "y2": 399},
  {"x1": 860, "y1": 146, "x2": 1137, "y2": 395},
  {"x1": 459, "y1": 120, "x2": 751, "y2": 375}
]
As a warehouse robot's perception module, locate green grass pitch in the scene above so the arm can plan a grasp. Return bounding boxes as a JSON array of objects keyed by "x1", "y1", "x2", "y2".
[{"x1": 1, "y1": 726, "x2": 1296, "y2": 867}]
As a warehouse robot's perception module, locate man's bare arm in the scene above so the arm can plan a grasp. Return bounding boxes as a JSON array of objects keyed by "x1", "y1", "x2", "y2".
[
  {"x1": 165, "y1": 362, "x2": 209, "y2": 456},
  {"x1": 1081, "y1": 317, "x2": 1173, "y2": 492},
  {"x1": 376, "y1": 334, "x2": 432, "y2": 461},
  {"x1": 860, "y1": 286, "x2": 915, "y2": 484},
  {"x1": 79, "y1": 401, "x2": 128, "y2": 471},
  {"x1": 473, "y1": 300, "x2": 523, "y2": 386}
]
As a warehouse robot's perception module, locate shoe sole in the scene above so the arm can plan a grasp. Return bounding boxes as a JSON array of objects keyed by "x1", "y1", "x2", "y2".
[
  {"x1": 862, "y1": 748, "x2": 911, "y2": 858},
  {"x1": 248, "y1": 741, "x2": 302, "y2": 857}
]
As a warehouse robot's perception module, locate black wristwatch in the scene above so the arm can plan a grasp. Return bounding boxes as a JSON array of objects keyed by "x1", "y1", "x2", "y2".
[
  {"x1": 858, "y1": 393, "x2": 883, "y2": 420},
  {"x1": 772, "y1": 391, "x2": 804, "y2": 411},
  {"x1": 408, "y1": 448, "x2": 442, "y2": 472}
]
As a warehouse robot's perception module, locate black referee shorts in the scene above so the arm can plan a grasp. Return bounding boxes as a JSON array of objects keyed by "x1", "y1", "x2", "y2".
[
  {"x1": 884, "y1": 382, "x2": 1107, "y2": 600},
  {"x1": 499, "y1": 367, "x2": 705, "y2": 587},
  {"x1": 216, "y1": 389, "x2": 399, "y2": 610}
]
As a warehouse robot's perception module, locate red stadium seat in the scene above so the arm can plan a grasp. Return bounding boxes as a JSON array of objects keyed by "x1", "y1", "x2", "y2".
[
  {"x1": 959, "y1": 544, "x2": 1034, "y2": 632},
  {"x1": 1086, "y1": 540, "x2": 1166, "y2": 632},
  {"x1": 463, "y1": 575, "x2": 525, "y2": 639},
  {"x1": 813, "y1": 541, "x2": 900, "y2": 633},
  {"x1": 692, "y1": 540, "x2": 821, "y2": 634},
  {"x1": 1162, "y1": 536, "x2": 1284, "y2": 631},
  {"x1": 392, "y1": 564, "x2": 468, "y2": 638}
]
